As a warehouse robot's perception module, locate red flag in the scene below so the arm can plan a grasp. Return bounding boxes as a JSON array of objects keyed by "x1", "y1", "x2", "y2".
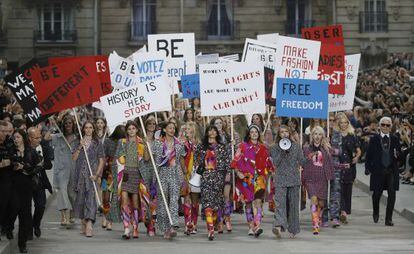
[
  {"x1": 301, "y1": 25, "x2": 344, "y2": 46},
  {"x1": 49, "y1": 55, "x2": 112, "y2": 95},
  {"x1": 32, "y1": 57, "x2": 105, "y2": 114},
  {"x1": 318, "y1": 44, "x2": 346, "y2": 95},
  {"x1": 302, "y1": 25, "x2": 346, "y2": 95}
]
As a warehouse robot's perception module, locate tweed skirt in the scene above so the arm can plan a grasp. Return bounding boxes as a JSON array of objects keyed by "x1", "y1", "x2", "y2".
[{"x1": 121, "y1": 167, "x2": 141, "y2": 194}]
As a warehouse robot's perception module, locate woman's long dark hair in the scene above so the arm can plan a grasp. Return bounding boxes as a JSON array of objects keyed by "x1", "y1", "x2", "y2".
[
  {"x1": 183, "y1": 108, "x2": 194, "y2": 123},
  {"x1": 61, "y1": 115, "x2": 76, "y2": 137},
  {"x1": 244, "y1": 125, "x2": 263, "y2": 143},
  {"x1": 109, "y1": 125, "x2": 125, "y2": 141},
  {"x1": 202, "y1": 125, "x2": 222, "y2": 149},
  {"x1": 81, "y1": 120, "x2": 98, "y2": 140},
  {"x1": 125, "y1": 120, "x2": 140, "y2": 138},
  {"x1": 251, "y1": 114, "x2": 265, "y2": 131},
  {"x1": 159, "y1": 121, "x2": 178, "y2": 138},
  {"x1": 13, "y1": 129, "x2": 29, "y2": 148}
]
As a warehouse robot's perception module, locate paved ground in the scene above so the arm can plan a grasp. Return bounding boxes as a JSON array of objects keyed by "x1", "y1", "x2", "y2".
[{"x1": 5, "y1": 186, "x2": 414, "y2": 254}]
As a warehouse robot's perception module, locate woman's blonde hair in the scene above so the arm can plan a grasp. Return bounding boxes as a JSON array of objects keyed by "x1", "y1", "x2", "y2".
[
  {"x1": 335, "y1": 112, "x2": 355, "y2": 135},
  {"x1": 310, "y1": 126, "x2": 331, "y2": 151},
  {"x1": 185, "y1": 122, "x2": 201, "y2": 144}
]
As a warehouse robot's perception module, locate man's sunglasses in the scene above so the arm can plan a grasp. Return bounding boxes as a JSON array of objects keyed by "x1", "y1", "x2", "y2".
[{"x1": 381, "y1": 123, "x2": 391, "y2": 127}]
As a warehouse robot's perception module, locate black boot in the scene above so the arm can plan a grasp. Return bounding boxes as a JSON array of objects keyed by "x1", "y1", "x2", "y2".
[{"x1": 19, "y1": 245, "x2": 28, "y2": 253}]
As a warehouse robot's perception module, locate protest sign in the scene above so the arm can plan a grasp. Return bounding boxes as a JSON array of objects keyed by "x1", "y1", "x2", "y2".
[
  {"x1": 257, "y1": 33, "x2": 279, "y2": 44},
  {"x1": 99, "y1": 75, "x2": 171, "y2": 128},
  {"x1": 318, "y1": 43, "x2": 345, "y2": 94},
  {"x1": 4, "y1": 58, "x2": 49, "y2": 125},
  {"x1": 108, "y1": 52, "x2": 140, "y2": 89},
  {"x1": 264, "y1": 67, "x2": 275, "y2": 105},
  {"x1": 273, "y1": 35, "x2": 321, "y2": 98},
  {"x1": 32, "y1": 57, "x2": 102, "y2": 114},
  {"x1": 242, "y1": 38, "x2": 277, "y2": 70},
  {"x1": 131, "y1": 51, "x2": 169, "y2": 85},
  {"x1": 302, "y1": 25, "x2": 344, "y2": 45},
  {"x1": 196, "y1": 53, "x2": 219, "y2": 72},
  {"x1": 329, "y1": 54, "x2": 361, "y2": 112},
  {"x1": 199, "y1": 62, "x2": 265, "y2": 116},
  {"x1": 181, "y1": 74, "x2": 200, "y2": 99},
  {"x1": 147, "y1": 33, "x2": 196, "y2": 94},
  {"x1": 276, "y1": 78, "x2": 328, "y2": 119},
  {"x1": 50, "y1": 55, "x2": 112, "y2": 95},
  {"x1": 219, "y1": 54, "x2": 240, "y2": 63},
  {"x1": 242, "y1": 38, "x2": 277, "y2": 102}
]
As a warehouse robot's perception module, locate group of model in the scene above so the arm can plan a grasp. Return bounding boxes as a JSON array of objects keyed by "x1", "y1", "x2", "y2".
[{"x1": 50, "y1": 109, "x2": 397, "y2": 242}]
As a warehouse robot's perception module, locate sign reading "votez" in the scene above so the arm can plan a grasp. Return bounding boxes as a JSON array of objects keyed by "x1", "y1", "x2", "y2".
[
  {"x1": 276, "y1": 78, "x2": 328, "y2": 119},
  {"x1": 148, "y1": 33, "x2": 195, "y2": 94},
  {"x1": 100, "y1": 75, "x2": 171, "y2": 128},
  {"x1": 200, "y1": 62, "x2": 265, "y2": 116}
]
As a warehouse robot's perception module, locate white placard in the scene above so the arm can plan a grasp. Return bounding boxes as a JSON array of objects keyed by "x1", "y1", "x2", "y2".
[
  {"x1": 108, "y1": 52, "x2": 139, "y2": 89},
  {"x1": 329, "y1": 54, "x2": 361, "y2": 112},
  {"x1": 257, "y1": 33, "x2": 279, "y2": 44},
  {"x1": 242, "y1": 38, "x2": 277, "y2": 70},
  {"x1": 273, "y1": 35, "x2": 321, "y2": 98},
  {"x1": 219, "y1": 54, "x2": 240, "y2": 63},
  {"x1": 148, "y1": 33, "x2": 196, "y2": 94},
  {"x1": 200, "y1": 62, "x2": 265, "y2": 116},
  {"x1": 100, "y1": 75, "x2": 171, "y2": 128}
]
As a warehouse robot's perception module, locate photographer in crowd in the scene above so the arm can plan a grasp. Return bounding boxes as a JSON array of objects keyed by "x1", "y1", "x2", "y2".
[
  {"x1": 0, "y1": 120, "x2": 14, "y2": 240},
  {"x1": 27, "y1": 127, "x2": 53, "y2": 239}
]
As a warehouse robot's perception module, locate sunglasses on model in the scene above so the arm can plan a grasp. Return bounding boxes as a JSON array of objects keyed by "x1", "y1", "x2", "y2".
[{"x1": 381, "y1": 123, "x2": 391, "y2": 127}]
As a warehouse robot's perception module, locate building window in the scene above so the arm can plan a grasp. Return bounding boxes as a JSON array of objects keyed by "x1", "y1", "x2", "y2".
[
  {"x1": 207, "y1": 0, "x2": 233, "y2": 39},
  {"x1": 37, "y1": 2, "x2": 75, "y2": 42},
  {"x1": 285, "y1": 0, "x2": 313, "y2": 35},
  {"x1": 131, "y1": 0, "x2": 156, "y2": 40},
  {"x1": 360, "y1": 0, "x2": 388, "y2": 33}
]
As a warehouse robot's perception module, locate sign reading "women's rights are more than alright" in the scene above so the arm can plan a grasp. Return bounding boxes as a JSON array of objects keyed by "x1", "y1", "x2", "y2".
[
  {"x1": 199, "y1": 62, "x2": 265, "y2": 116},
  {"x1": 276, "y1": 78, "x2": 328, "y2": 119}
]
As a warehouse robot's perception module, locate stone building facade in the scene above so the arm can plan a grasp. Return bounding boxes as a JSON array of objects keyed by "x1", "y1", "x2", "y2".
[{"x1": 0, "y1": 0, "x2": 413, "y2": 72}]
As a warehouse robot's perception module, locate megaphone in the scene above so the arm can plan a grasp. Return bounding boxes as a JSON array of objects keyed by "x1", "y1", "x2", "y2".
[
  {"x1": 279, "y1": 138, "x2": 292, "y2": 151},
  {"x1": 189, "y1": 172, "x2": 201, "y2": 188}
]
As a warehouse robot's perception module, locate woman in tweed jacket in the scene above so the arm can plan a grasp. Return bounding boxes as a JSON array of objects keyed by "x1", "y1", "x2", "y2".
[
  {"x1": 303, "y1": 126, "x2": 334, "y2": 235},
  {"x1": 270, "y1": 125, "x2": 307, "y2": 239}
]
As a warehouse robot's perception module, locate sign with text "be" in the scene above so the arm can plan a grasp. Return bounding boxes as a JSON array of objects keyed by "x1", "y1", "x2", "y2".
[{"x1": 147, "y1": 33, "x2": 196, "y2": 94}]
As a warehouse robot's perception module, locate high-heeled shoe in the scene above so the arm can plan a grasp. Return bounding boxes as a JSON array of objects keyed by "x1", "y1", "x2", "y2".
[
  {"x1": 80, "y1": 220, "x2": 86, "y2": 235},
  {"x1": 60, "y1": 212, "x2": 68, "y2": 226},
  {"x1": 106, "y1": 221, "x2": 112, "y2": 231},
  {"x1": 85, "y1": 220, "x2": 93, "y2": 237},
  {"x1": 122, "y1": 228, "x2": 131, "y2": 240},
  {"x1": 208, "y1": 230, "x2": 214, "y2": 241},
  {"x1": 101, "y1": 217, "x2": 107, "y2": 229}
]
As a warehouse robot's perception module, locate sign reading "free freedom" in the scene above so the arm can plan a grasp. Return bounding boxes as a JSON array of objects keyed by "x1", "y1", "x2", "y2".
[{"x1": 276, "y1": 78, "x2": 328, "y2": 119}]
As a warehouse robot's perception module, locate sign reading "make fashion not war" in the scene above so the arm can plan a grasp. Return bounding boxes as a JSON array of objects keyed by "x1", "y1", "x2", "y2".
[
  {"x1": 273, "y1": 36, "x2": 321, "y2": 98},
  {"x1": 100, "y1": 75, "x2": 171, "y2": 128},
  {"x1": 276, "y1": 78, "x2": 328, "y2": 119}
]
